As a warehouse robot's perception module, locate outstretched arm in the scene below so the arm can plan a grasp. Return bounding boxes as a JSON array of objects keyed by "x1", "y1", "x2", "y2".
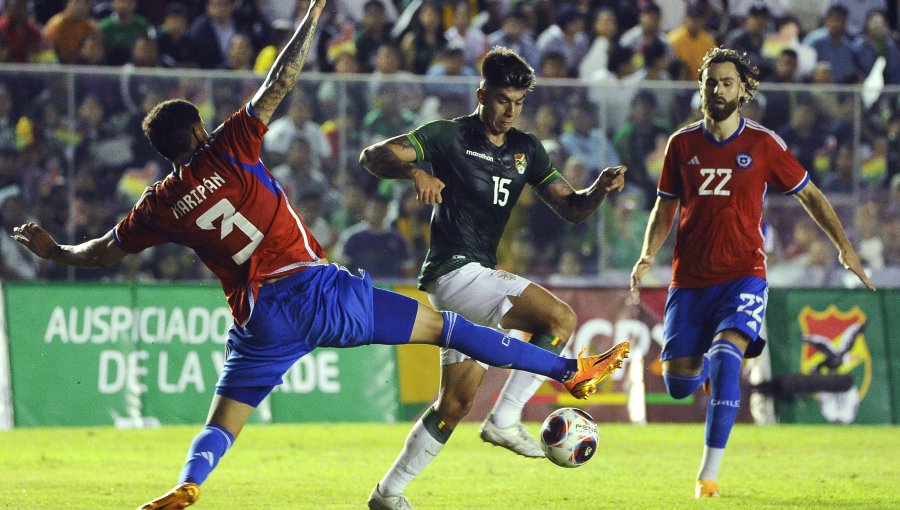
[
  {"x1": 794, "y1": 182, "x2": 876, "y2": 290},
  {"x1": 12, "y1": 223, "x2": 127, "y2": 268},
  {"x1": 250, "y1": 0, "x2": 326, "y2": 124},
  {"x1": 359, "y1": 135, "x2": 446, "y2": 205},
  {"x1": 630, "y1": 197, "x2": 679, "y2": 291},
  {"x1": 537, "y1": 165, "x2": 627, "y2": 223}
]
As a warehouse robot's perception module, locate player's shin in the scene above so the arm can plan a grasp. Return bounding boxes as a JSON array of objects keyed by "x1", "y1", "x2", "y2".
[
  {"x1": 379, "y1": 406, "x2": 451, "y2": 497},
  {"x1": 439, "y1": 312, "x2": 572, "y2": 381},
  {"x1": 178, "y1": 424, "x2": 235, "y2": 485},
  {"x1": 699, "y1": 340, "x2": 743, "y2": 481},
  {"x1": 489, "y1": 333, "x2": 564, "y2": 428}
]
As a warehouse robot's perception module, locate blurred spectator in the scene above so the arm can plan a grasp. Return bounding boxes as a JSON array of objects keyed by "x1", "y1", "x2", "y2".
[
  {"x1": 762, "y1": 17, "x2": 818, "y2": 80},
  {"x1": 270, "y1": 136, "x2": 339, "y2": 215},
  {"x1": 0, "y1": 194, "x2": 38, "y2": 279},
  {"x1": 586, "y1": 45, "x2": 635, "y2": 133},
  {"x1": 852, "y1": 10, "x2": 900, "y2": 85},
  {"x1": 618, "y1": 2, "x2": 672, "y2": 72},
  {"x1": 623, "y1": 38, "x2": 675, "y2": 118},
  {"x1": 223, "y1": 31, "x2": 254, "y2": 70},
  {"x1": 885, "y1": 116, "x2": 900, "y2": 188},
  {"x1": 353, "y1": 0, "x2": 393, "y2": 72},
  {"x1": 764, "y1": 48, "x2": 801, "y2": 130},
  {"x1": 579, "y1": 8, "x2": 618, "y2": 80},
  {"x1": 337, "y1": 193, "x2": 414, "y2": 279},
  {"x1": 328, "y1": 179, "x2": 368, "y2": 233},
  {"x1": 823, "y1": 0, "x2": 886, "y2": 37},
  {"x1": 265, "y1": 93, "x2": 332, "y2": 171},
  {"x1": 392, "y1": 186, "x2": 429, "y2": 271},
  {"x1": 367, "y1": 42, "x2": 422, "y2": 113},
  {"x1": 535, "y1": 5, "x2": 589, "y2": 77},
  {"x1": 0, "y1": 84, "x2": 16, "y2": 151},
  {"x1": 667, "y1": 3, "x2": 715, "y2": 81},
  {"x1": 471, "y1": 0, "x2": 507, "y2": 36},
  {"x1": 363, "y1": 83, "x2": 417, "y2": 146},
  {"x1": 881, "y1": 211, "x2": 900, "y2": 266},
  {"x1": 559, "y1": 105, "x2": 621, "y2": 176},
  {"x1": 156, "y1": 2, "x2": 196, "y2": 68},
  {"x1": 0, "y1": 0, "x2": 55, "y2": 63},
  {"x1": 803, "y1": 4, "x2": 860, "y2": 84},
  {"x1": 43, "y1": 0, "x2": 99, "y2": 64},
  {"x1": 334, "y1": 0, "x2": 397, "y2": 26},
  {"x1": 75, "y1": 30, "x2": 107, "y2": 65},
  {"x1": 853, "y1": 199, "x2": 884, "y2": 268},
  {"x1": 548, "y1": 249, "x2": 585, "y2": 284},
  {"x1": 602, "y1": 191, "x2": 648, "y2": 270},
  {"x1": 779, "y1": 102, "x2": 828, "y2": 181},
  {"x1": 531, "y1": 104, "x2": 560, "y2": 145},
  {"x1": 444, "y1": 0, "x2": 487, "y2": 69},
  {"x1": 187, "y1": 0, "x2": 240, "y2": 69},
  {"x1": 820, "y1": 143, "x2": 863, "y2": 193},
  {"x1": 486, "y1": 7, "x2": 539, "y2": 69},
  {"x1": 128, "y1": 33, "x2": 160, "y2": 67},
  {"x1": 399, "y1": 1, "x2": 446, "y2": 75},
  {"x1": 612, "y1": 90, "x2": 671, "y2": 209},
  {"x1": 425, "y1": 43, "x2": 477, "y2": 105},
  {"x1": 295, "y1": 189, "x2": 337, "y2": 253},
  {"x1": 724, "y1": 2, "x2": 773, "y2": 77},
  {"x1": 782, "y1": 218, "x2": 820, "y2": 260},
  {"x1": 98, "y1": 0, "x2": 153, "y2": 65}
]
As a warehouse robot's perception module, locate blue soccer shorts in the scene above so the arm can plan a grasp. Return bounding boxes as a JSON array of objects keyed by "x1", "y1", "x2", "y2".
[
  {"x1": 660, "y1": 276, "x2": 768, "y2": 361},
  {"x1": 215, "y1": 264, "x2": 418, "y2": 407}
]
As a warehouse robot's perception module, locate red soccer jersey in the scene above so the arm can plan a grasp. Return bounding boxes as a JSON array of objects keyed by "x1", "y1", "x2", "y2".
[
  {"x1": 657, "y1": 117, "x2": 809, "y2": 288},
  {"x1": 114, "y1": 105, "x2": 325, "y2": 324}
]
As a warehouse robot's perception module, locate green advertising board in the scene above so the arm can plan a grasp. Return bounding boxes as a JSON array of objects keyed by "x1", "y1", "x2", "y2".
[
  {"x1": 766, "y1": 289, "x2": 892, "y2": 424},
  {"x1": 4, "y1": 283, "x2": 399, "y2": 427}
]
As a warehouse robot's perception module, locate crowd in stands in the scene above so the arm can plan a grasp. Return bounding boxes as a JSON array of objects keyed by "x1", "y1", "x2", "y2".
[{"x1": 0, "y1": 0, "x2": 899, "y2": 286}]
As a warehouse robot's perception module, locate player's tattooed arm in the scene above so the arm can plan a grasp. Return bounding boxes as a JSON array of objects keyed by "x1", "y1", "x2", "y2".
[
  {"x1": 538, "y1": 165, "x2": 627, "y2": 223},
  {"x1": 250, "y1": 0, "x2": 326, "y2": 124},
  {"x1": 359, "y1": 135, "x2": 420, "y2": 179},
  {"x1": 360, "y1": 135, "x2": 446, "y2": 204}
]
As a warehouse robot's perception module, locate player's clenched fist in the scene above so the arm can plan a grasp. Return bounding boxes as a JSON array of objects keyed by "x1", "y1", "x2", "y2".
[{"x1": 410, "y1": 167, "x2": 445, "y2": 205}]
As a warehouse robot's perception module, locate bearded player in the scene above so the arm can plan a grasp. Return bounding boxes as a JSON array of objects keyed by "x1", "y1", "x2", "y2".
[
  {"x1": 630, "y1": 47, "x2": 874, "y2": 499},
  {"x1": 13, "y1": 3, "x2": 631, "y2": 508}
]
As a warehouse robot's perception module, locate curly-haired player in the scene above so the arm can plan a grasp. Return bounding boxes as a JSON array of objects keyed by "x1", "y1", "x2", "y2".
[{"x1": 631, "y1": 47, "x2": 874, "y2": 498}]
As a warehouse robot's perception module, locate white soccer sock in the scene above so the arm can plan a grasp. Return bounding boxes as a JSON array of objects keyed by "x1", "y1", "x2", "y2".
[
  {"x1": 489, "y1": 370, "x2": 546, "y2": 428},
  {"x1": 697, "y1": 445, "x2": 726, "y2": 481},
  {"x1": 379, "y1": 419, "x2": 445, "y2": 497}
]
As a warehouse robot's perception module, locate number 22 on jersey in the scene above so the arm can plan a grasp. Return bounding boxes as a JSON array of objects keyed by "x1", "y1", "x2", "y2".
[{"x1": 699, "y1": 168, "x2": 732, "y2": 196}]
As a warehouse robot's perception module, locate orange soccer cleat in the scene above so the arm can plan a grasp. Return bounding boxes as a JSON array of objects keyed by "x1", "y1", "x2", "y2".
[
  {"x1": 137, "y1": 482, "x2": 200, "y2": 510},
  {"x1": 563, "y1": 342, "x2": 630, "y2": 399},
  {"x1": 696, "y1": 479, "x2": 720, "y2": 498}
]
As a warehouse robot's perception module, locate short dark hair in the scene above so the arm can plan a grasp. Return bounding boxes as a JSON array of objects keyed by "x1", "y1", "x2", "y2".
[
  {"x1": 142, "y1": 99, "x2": 201, "y2": 163},
  {"x1": 698, "y1": 47, "x2": 760, "y2": 105},
  {"x1": 481, "y1": 46, "x2": 536, "y2": 91}
]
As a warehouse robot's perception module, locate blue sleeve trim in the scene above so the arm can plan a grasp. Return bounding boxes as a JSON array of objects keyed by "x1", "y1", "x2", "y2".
[
  {"x1": 246, "y1": 101, "x2": 257, "y2": 118},
  {"x1": 784, "y1": 172, "x2": 810, "y2": 195},
  {"x1": 111, "y1": 226, "x2": 123, "y2": 247},
  {"x1": 657, "y1": 189, "x2": 679, "y2": 200}
]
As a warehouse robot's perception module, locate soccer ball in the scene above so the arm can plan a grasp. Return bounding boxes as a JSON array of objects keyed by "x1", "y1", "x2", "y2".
[{"x1": 539, "y1": 407, "x2": 599, "y2": 468}]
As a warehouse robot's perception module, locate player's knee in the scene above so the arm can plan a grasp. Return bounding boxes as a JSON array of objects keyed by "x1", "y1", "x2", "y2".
[
  {"x1": 436, "y1": 394, "x2": 475, "y2": 424},
  {"x1": 663, "y1": 373, "x2": 704, "y2": 400},
  {"x1": 547, "y1": 300, "x2": 577, "y2": 338}
]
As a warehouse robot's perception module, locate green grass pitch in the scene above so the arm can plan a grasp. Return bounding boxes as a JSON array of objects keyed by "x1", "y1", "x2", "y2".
[{"x1": 1, "y1": 423, "x2": 897, "y2": 509}]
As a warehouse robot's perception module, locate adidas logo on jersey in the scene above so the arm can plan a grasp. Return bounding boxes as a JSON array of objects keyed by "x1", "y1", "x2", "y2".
[{"x1": 687, "y1": 155, "x2": 700, "y2": 165}]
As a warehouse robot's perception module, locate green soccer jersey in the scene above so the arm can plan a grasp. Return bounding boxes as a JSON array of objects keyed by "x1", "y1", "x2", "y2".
[{"x1": 406, "y1": 113, "x2": 561, "y2": 288}]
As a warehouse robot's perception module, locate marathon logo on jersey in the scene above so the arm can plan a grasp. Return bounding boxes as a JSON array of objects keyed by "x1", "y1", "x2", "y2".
[
  {"x1": 736, "y1": 152, "x2": 753, "y2": 169},
  {"x1": 465, "y1": 149, "x2": 494, "y2": 162},
  {"x1": 514, "y1": 153, "x2": 527, "y2": 174},
  {"x1": 171, "y1": 172, "x2": 226, "y2": 219}
]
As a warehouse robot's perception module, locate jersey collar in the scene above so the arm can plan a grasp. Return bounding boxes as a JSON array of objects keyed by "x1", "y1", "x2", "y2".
[{"x1": 702, "y1": 116, "x2": 746, "y2": 147}]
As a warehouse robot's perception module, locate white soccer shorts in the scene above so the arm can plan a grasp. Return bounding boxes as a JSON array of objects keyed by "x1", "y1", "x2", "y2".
[{"x1": 424, "y1": 262, "x2": 532, "y2": 367}]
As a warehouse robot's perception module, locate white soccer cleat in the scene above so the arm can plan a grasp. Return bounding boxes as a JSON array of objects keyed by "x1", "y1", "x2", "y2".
[
  {"x1": 368, "y1": 484, "x2": 414, "y2": 510},
  {"x1": 479, "y1": 417, "x2": 545, "y2": 458}
]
